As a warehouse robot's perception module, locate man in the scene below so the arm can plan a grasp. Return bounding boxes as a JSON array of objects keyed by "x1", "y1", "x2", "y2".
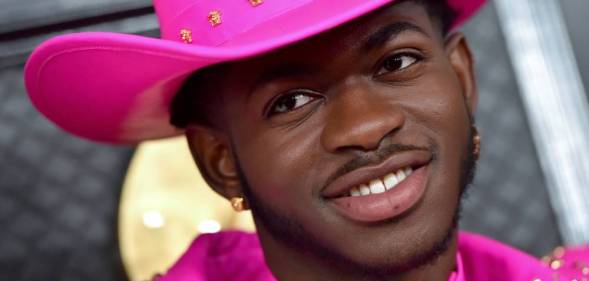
[{"x1": 24, "y1": 0, "x2": 589, "y2": 280}]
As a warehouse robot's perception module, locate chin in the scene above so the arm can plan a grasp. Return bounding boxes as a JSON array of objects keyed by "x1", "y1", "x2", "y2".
[{"x1": 326, "y1": 211, "x2": 459, "y2": 275}]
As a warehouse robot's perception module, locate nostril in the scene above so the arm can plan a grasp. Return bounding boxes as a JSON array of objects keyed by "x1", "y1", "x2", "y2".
[{"x1": 323, "y1": 118, "x2": 404, "y2": 154}]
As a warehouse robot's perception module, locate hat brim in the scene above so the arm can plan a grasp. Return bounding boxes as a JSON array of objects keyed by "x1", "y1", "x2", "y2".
[{"x1": 25, "y1": 0, "x2": 485, "y2": 143}]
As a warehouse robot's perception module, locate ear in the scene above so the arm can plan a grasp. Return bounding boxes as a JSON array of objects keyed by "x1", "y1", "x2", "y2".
[
  {"x1": 185, "y1": 125, "x2": 244, "y2": 202},
  {"x1": 445, "y1": 32, "x2": 478, "y2": 115}
]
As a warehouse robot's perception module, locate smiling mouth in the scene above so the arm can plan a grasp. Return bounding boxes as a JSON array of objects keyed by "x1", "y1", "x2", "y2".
[
  {"x1": 348, "y1": 166, "x2": 413, "y2": 197},
  {"x1": 322, "y1": 151, "x2": 431, "y2": 223}
]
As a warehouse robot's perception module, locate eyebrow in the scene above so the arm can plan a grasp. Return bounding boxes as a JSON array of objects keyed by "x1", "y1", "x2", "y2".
[
  {"x1": 249, "y1": 63, "x2": 318, "y2": 98},
  {"x1": 362, "y1": 21, "x2": 429, "y2": 51},
  {"x1": 255, "y1": 64, "x2": 315, "y2": 86}
]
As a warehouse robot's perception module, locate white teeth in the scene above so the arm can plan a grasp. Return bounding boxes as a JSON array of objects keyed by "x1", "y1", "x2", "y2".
[
  {"x1": 396, "y1": 169, "x2": 406, "y2": 181},
  {"x1": 347, "y1": 166, "x2": 415, "y2": 197},
  {"x1": 369, "y1": 179, "x2": 386, "y2": 194},
  {"x1": 359, "y1": 185, "x2": 371, "y2": 196},
  {"x1": 404, "y1": 167, "x2": 413, "y2": 176},
  {"x1": 384, "y1": 173, "x2": 399, "y2": 190}
]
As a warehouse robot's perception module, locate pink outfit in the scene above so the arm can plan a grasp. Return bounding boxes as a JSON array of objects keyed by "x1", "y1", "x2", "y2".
[{"x1": 157, "y1": 231, "x2": 589, "y2": 281}]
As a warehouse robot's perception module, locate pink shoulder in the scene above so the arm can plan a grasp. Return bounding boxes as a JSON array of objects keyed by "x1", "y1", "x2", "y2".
[{"x1": 155, "y1": 231, "x2": 275, "y2": 281}]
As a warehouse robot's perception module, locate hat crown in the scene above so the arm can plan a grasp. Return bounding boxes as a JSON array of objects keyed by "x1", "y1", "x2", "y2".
[{"x1": 153, "y1": 0, "x2": 312, "y2": 46}]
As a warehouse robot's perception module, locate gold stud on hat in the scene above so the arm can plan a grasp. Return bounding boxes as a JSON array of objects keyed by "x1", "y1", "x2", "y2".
[
  {"x1": 180, "y1": 28, "x2": 193, "y2": 43},
  {"x1": 208, "y1": 10, "x2": 222, "y2": 27},
  {"x1": 249, "y1": 0, "x2": 264, "y2": 7}
]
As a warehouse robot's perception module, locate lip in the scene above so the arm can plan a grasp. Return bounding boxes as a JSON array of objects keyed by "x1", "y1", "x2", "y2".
[
  {"x1": 328, "y1": 165, "x2": 429, "y2": 223},
  {"x1": 321, "y1": 150, "x2": 432, "y2": 199}
]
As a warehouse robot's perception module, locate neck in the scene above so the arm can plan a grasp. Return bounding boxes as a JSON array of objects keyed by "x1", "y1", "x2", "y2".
[{"x1": 257, "y1": 226, "x2": 458, "y2": 281}]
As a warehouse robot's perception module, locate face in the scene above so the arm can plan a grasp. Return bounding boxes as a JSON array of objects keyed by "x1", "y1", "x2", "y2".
[{"x1": 187, "y1": 1, "x2": 477, "y2": 277}]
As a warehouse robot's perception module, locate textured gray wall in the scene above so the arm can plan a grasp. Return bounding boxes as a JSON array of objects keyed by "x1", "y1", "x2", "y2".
[
  {"x1": 0, "y1": 1, "x2": 138, "y2": 280},
  {"x1": 0, "y1": 65, "x2": 134, "y2": 281},
  {"x1": 561, "y1": 0, "x2": 589, "y2": 97},
  {"x1": 0, "y1": 0, "x2": 150, "y2": 33}
]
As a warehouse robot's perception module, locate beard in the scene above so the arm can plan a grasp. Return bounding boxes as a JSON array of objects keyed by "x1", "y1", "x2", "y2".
[{"x1": 233, "y1": 125, "x2": 478, "y2": 278}]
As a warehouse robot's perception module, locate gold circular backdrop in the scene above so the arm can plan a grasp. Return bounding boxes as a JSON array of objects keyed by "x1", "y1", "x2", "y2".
[{"x1": 119, "y1": 137, "x2": 256, "y2": 281}]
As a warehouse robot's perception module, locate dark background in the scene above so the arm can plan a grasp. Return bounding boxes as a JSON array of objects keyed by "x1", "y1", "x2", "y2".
[
  {"x1": 1, "y1": 1, "x2": 587, "y2": 280},
  {"x1": 562, "y1": 0, "x2": 589, "y2": 90}
]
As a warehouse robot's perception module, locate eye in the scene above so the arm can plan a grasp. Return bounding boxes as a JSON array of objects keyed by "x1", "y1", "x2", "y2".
[
  {"x1": 266, "y1": 90, "x2": 321, "y2": 117},
  {"x1": 377, "y1": 53, "x2": 422, "y2": 76}
]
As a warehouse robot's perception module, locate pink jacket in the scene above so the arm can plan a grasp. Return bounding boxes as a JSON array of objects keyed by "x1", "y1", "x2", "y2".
[{"x1": 158, "y1": 231, "x2": 589, "y2": 281}]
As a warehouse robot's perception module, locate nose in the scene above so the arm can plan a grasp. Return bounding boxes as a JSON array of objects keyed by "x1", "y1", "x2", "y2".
[{"x1": 321, "y1": 79, "x2": 405, "y2": 153}]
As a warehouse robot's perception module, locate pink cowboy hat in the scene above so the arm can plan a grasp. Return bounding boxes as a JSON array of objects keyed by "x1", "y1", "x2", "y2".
[{"x1": 24, "y1": 0, "x2": 485, "y2": 143}]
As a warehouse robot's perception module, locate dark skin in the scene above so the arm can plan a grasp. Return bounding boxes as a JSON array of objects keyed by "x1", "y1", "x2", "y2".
[{"x1": 185, "y1": 2, "x2": 477, "y2": 281}]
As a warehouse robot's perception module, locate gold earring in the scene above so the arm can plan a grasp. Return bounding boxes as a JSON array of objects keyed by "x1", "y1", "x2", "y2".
[
  {"x1": 472, "y1": 125, "x2": 481, "y2": 160},
  {"x1": 230, "y1": 197, "x2": 245, "y2": 212},
  {"x1": 249, "y1": 0, "x2": 263, "y2": 6}
]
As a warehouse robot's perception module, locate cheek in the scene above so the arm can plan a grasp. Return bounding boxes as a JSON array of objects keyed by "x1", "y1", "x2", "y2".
[
  {"x1": 232, "y1": 122, "x2": 325, "y2": 208},
  {"x1": 408, "y1": 65, "x2": 471, "y2": 140},
  {"x1": 405, "y1": 68, "x2": 471, "y2": 204}
]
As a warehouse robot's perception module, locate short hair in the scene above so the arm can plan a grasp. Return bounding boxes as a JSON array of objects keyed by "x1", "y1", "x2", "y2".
[
  {"x1": 415, "y1": 0, "x2": 457, "y2": 36},
  {"x1": 170, "y1": 0, "x2": 457, "y2": 129},
  {"x1": 170, "y1": 62, "x2": 227, "y2": 128}
]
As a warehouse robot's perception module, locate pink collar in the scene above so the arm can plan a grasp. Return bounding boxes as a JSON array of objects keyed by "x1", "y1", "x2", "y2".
[{"x1": 158, "y1": 231, "x2": 589, "y2": 281}]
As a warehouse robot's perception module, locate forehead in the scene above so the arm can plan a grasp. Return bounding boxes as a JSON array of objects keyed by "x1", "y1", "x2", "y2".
[{"x1": 225, "y1": 1, "x2": 438, "y2": 71}]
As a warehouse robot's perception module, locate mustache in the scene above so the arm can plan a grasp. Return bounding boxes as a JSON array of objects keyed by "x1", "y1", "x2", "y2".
[{"x1": 323, "y1": 143, "x2": 429, "y2": 190}]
